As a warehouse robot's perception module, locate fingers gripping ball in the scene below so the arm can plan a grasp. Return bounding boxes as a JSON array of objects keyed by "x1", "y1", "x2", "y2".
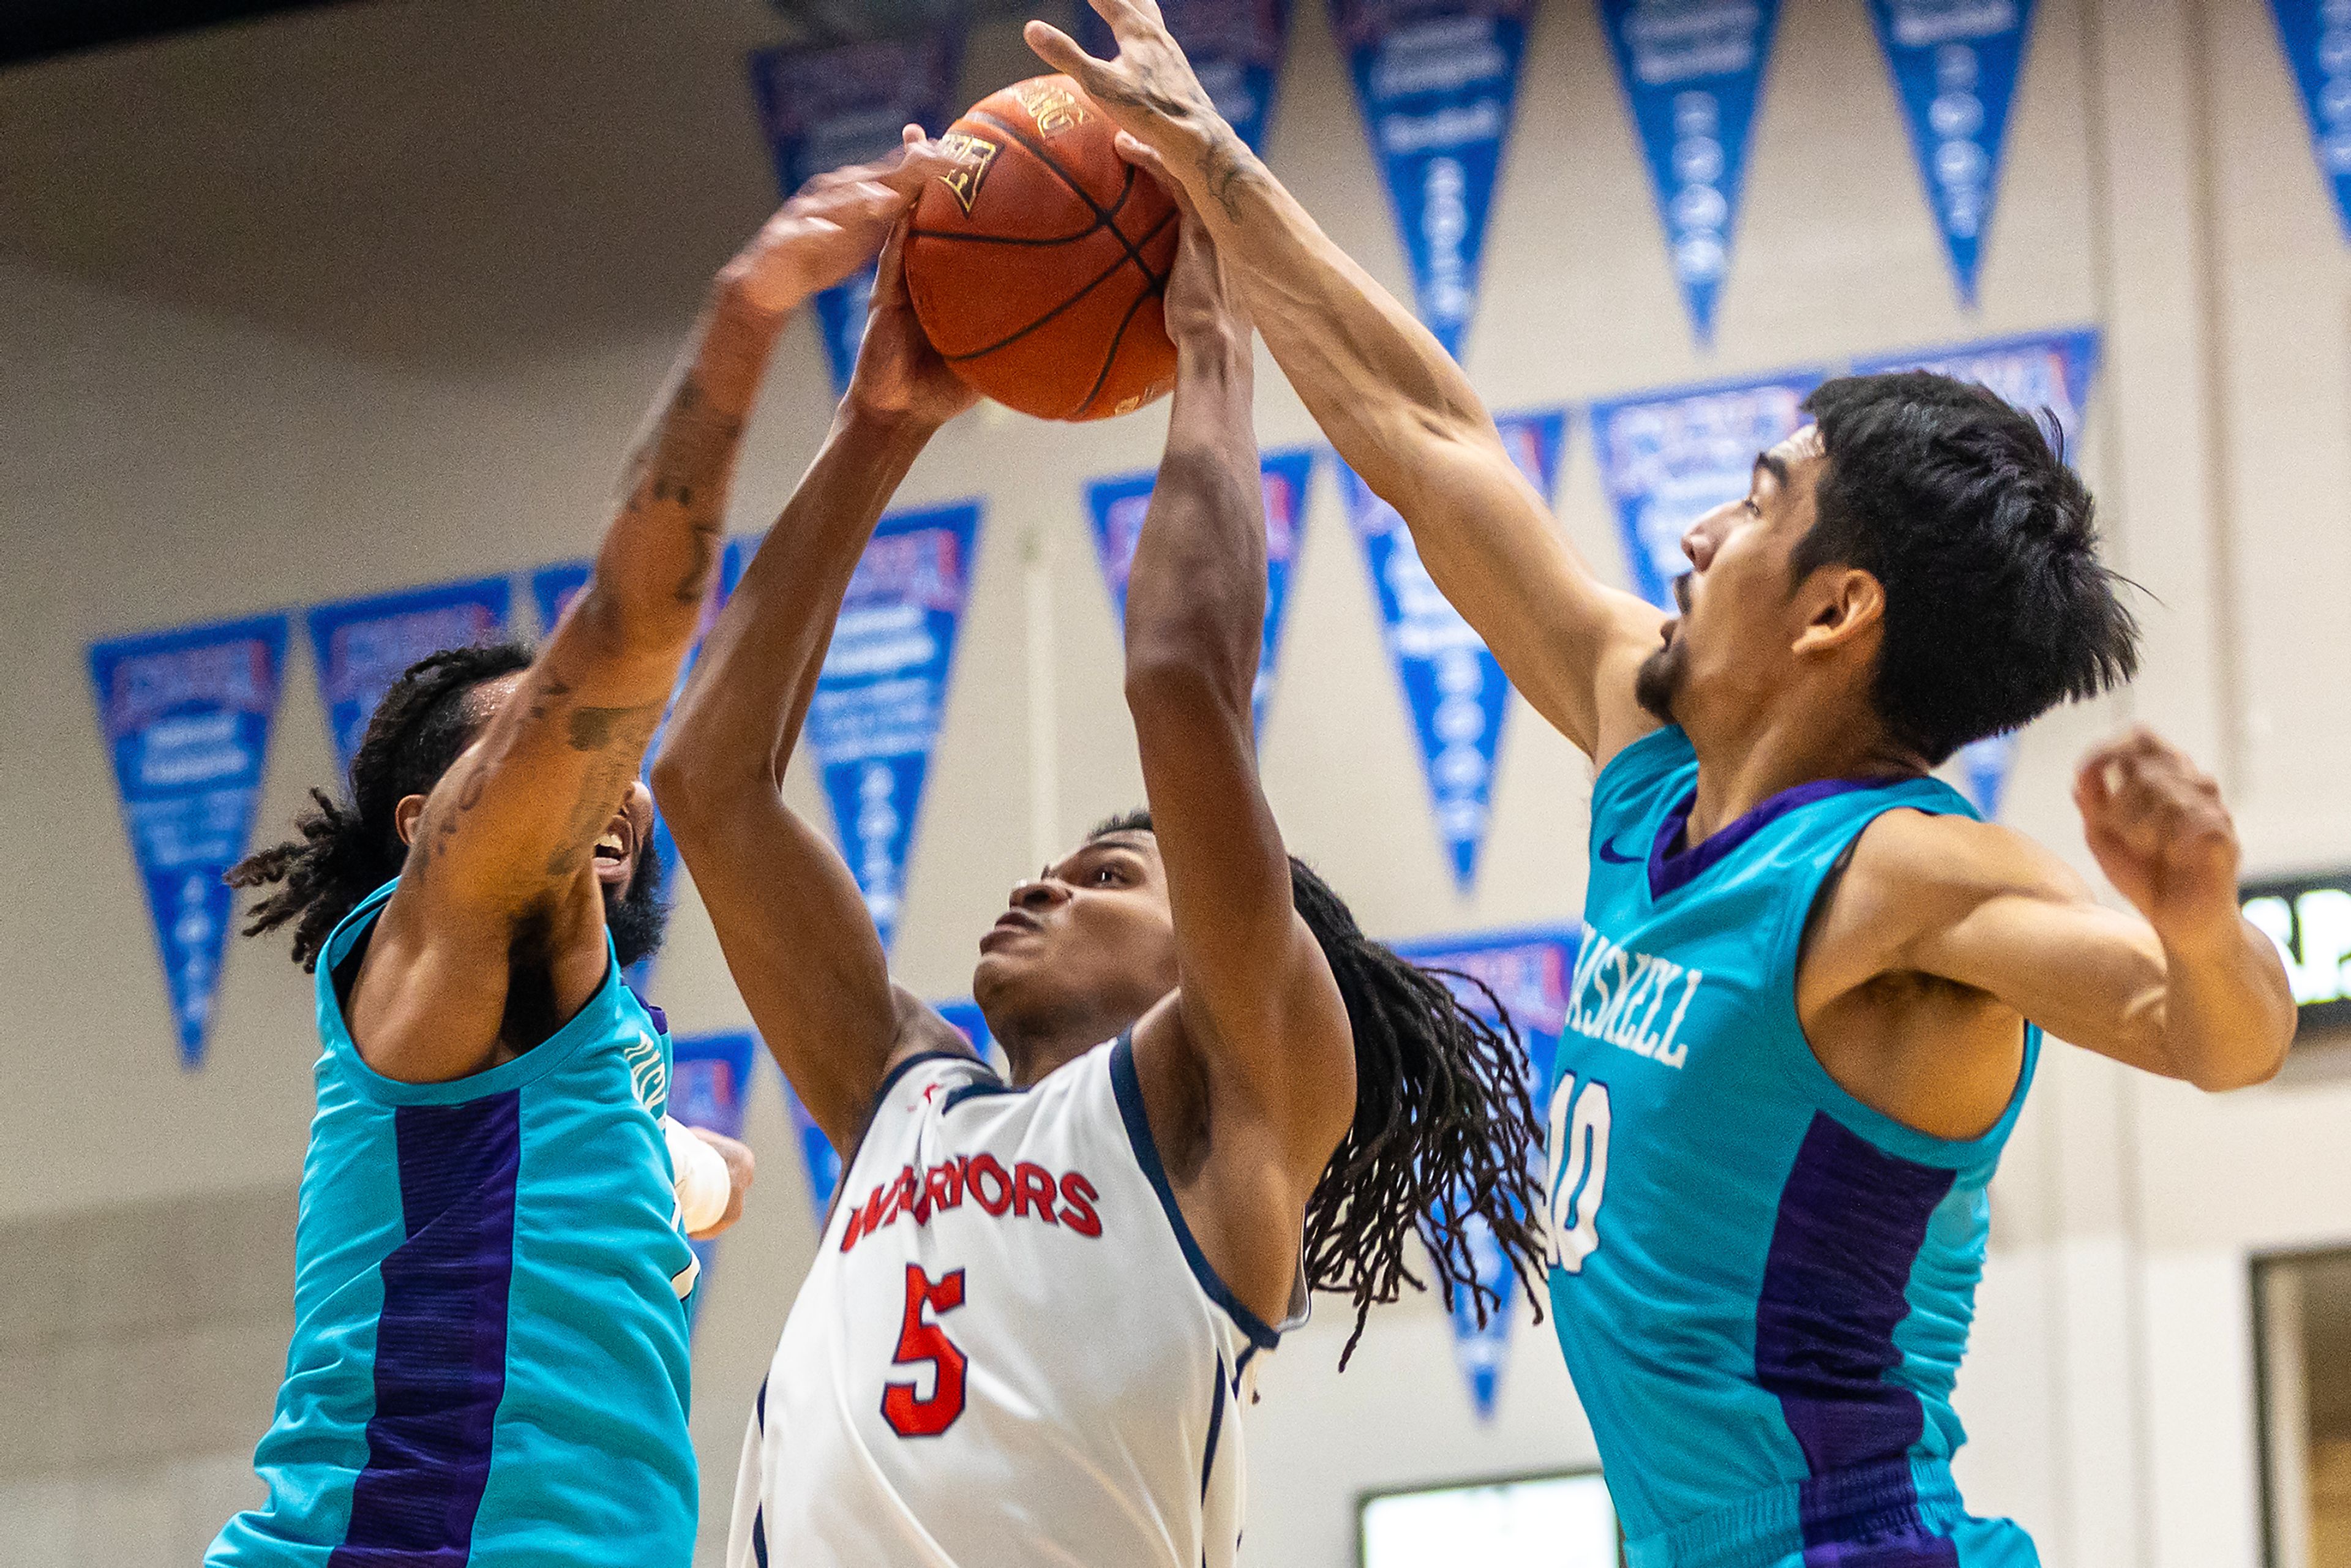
[{"x1": 904, "y1": 76, "x2": 1180, "y2": 422}]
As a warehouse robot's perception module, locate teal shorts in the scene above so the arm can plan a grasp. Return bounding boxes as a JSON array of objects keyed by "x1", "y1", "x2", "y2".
[{"x1": 1625, "y1": 1461, "x2": 2040, "y2": 1568}]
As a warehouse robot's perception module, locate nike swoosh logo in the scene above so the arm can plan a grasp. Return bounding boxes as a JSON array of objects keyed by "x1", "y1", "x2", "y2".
[{"x1": 1596, "y1": 835, "x2": 1645, "y2": 866}]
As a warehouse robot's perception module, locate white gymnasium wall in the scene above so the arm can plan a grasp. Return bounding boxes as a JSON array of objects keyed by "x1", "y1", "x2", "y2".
[{"x1": 1, "y1": 1, "x2": 2347, "y2": 1565}]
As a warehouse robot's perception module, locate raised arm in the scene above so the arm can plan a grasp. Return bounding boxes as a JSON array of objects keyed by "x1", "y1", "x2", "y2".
[
  {"x1": 1123, "y1": 193, "x2": 1353, "y2": 1236},
  {"x1": 654, "y1": 213, "x2": 978, "y2": 1157},
  {"x1": 1814, "y1": 729, "x2": 2295, "y2": 1094},
  {"x1": 1032, "y1": 2, "x2": 1663, "y2": 760},
  {"x1": 351, "y1": 142, "x2": 957, "y2": 1084}
]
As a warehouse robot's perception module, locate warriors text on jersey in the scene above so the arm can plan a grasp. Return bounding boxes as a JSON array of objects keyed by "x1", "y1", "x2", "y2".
[
  {"x1": 1549, "y1": 728, "x2": 2042, "y2": 1568},
  {"x1": 208, "y1": 878, "x2": 700, "y2": 1567},
  {"x1": 731, "y1": 1038, "x2": 1304, "y2": 1568}
]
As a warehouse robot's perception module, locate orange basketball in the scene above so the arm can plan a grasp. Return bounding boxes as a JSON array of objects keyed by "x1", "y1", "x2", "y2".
[{"x1": 904, "y1": 75, "x2": 1180, "y2": 422}]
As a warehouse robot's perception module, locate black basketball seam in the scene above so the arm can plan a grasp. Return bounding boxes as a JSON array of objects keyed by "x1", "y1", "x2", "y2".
[
  {"x1": 938, "y1": 242, "x2": 1139, "y2": 365},
  {"x1": 935, "y1": 186, "x2": 1179, "y2": 370},
  {"x1": 1072, "y1": 276, "x2": 1160, "y2": 418},
  {"x1": 969, "y1": 110, "x2": 1158, "y2": 277},
  {"x1": 908, "y1": 227, "x2": 1101, "y2": 247}
]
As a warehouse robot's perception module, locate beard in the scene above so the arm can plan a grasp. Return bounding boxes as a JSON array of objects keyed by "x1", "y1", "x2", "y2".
[
  {"x1": 604, "y1": 834, "x2": 671, "y2": 970},
  {"x1": 1634, "y1": 637, "x2": 1686, "y2": 725}
]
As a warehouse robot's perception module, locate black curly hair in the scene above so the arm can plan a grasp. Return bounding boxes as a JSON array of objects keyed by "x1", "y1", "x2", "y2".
[
  {"x1": 228, "y1": 640, "x2": 670, "y2": 975},
  {"x1": 1090, "y1": 811, "x2": 1547, "y2": 1368}
]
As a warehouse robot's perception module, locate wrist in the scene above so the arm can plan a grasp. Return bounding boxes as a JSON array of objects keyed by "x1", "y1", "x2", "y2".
[
  {"x1": 2154, "y1": 901, "x2": 2255, "y2": 966},
  {"x1": 1174, "y1": 322, "x2": 1251, "y2": 373},
  {"x1": 839, "y1": 396, "x2": 950, "y2": 446},
  {"x1": 713, "y1": 260, "x2": 811, "y2": 326}
]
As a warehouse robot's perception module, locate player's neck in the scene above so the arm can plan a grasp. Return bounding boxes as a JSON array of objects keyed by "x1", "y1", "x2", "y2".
[
  {"x1": 998, "y1": 1024, "x2": 1114, "y2": 1089},
  {"x1": 1682, "y1": 697, "x2": 1924, "y2": 843}
]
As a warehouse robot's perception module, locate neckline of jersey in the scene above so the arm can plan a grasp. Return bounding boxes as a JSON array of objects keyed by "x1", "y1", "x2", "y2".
[{"x1": 1649, "y1": 773, "x2": 1911, "y2": 901}]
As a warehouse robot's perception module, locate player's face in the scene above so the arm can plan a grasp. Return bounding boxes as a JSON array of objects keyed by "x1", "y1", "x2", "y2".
[
  {"x1": 1636, "y1": 426, "x2": 1828, "y2": 726},
  {"x1": 970, "y1": 828, "x2": 1180, "y2": 1040}
]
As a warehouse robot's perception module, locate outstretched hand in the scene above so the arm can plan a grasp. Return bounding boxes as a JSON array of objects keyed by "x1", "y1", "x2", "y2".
[
  {"x1": 847, "y1": 140, "x2": 983, "y2": 430},
  {"x1": 1025, "y1": 1, "x2": 1257, "y2": 220},
  {"x1": 723, "y1": 129, "x2": 967, "y2": 318},
  {"x1": 1120, "y1": 133, "x2": 1247, "y2": 350},
  {"x1": 2074, "y1": 727, "x2": 2244, "y2": 947}
]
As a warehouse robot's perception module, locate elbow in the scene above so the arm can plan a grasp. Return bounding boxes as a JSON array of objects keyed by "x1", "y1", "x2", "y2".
[
  {"x1": 2187, "y1": 1033, "x2": 2294, "y2": 1093},
  {"x1": 648, "y1": 732, "x2": 762, "y2": 843},
  {"x1": 1122, "y1": 640, "x2": 1251, "y2": 732}
]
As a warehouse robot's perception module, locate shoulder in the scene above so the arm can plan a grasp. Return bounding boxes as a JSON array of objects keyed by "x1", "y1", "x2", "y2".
[{"x1": 1820, "y1": 809, "x2": 2095, "y2": 975}]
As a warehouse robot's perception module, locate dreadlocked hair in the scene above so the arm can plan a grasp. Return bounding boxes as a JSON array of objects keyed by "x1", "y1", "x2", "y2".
[
  {"x1": 1092, "y1": 811, "x2": 1550, "y2": 1369},
  {"x1": 228, "y1": 640, "x2": 534, "y2": 971}
]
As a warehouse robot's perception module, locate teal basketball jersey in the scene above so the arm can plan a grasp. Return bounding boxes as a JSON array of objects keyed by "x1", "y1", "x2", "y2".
[
  {"x1": 1550, "y1": 727, "x2": 2041, "y2": 1568},
  {"x1": 208, "y1": 879, "x2": 699, "y2": 1567}
]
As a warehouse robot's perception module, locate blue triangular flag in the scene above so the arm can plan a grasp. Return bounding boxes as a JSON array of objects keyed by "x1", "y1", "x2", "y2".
[
  {"x1": 937, "y1": 997, "x2": 1012, "y2": 1079},
  {"x1": 1865, "y1": 0, "x2": 2039, "y2": 306},
  {"x1": 1083, "y1": 0, "x2": 1294, "y2": 152},
  {"x1": 1955, "y1": 732, "x2": 2017, "y2": 820},
  {"x1": 1340, "y1": 409, "x2": 1561, "y2": 890},
  {"x1": 2269, "y1": 1, "x2": 2351, "y2": 238},
  {"x1": 1330, "y1": 0, "x2": 1533, "y2": 360},
  {"x1": 1852, "y1": 327, "x2": 2100, "y2": 451},
  {"x1": 1397, "y1": 925, "x2": 1580, "y2": 1420},
  {"x1": 808, "y1": 503, "x2": 983, "y2": 951},
  {"x1": 669, "y1": 1029, "x2": 759, "y2": 1330},
  {"x1": 1589, "y1": 370, "x2": 1827, "y2": 610},
  {"x1": 306, "y1": 577, "x2": 512, "y2": 781},
  {"x1": 89, "y1": 614, "x2": 291, "y2": 1068},
  {"x1": 529, "y1": 561, "x2": 593, "y2": 636},
  {"x1": 1599, "y1": 0, "x2": 1782, "y2": 345},
  {"x1": 748, "y1": 34, "x2": 966, "y2": 396},
  {"x1": 1083, "y1": 446, "x2": 1317, "y2": 739},
  {"x1": 781, "y1": 1069, "x2": 846, "y2": 1225}
]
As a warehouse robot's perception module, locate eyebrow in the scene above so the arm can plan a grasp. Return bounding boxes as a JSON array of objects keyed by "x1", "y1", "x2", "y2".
[
  {"x1": 1083, "y1": 832, "x2": 1153, "y2": 853},
  {"x1": 1753, "y1": 451, "x2": 1789, "y2": 490}
]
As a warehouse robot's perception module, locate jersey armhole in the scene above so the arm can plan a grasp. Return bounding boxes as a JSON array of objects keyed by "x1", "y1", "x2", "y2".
[
  {"x1": 1108, "y1": 1036, "x2": 1283, "y2": 1353},
  {"x1": 1772, "y1": 800, "x2": 2042, "y2": 1166}
]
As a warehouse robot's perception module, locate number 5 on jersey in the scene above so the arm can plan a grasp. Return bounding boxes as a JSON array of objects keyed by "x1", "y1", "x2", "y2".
[
  {"x1": 1545, "y1": 1075, "x2": 1611, "y2": 1273},
  {"x1": 883, "y1": 1264, "x2": 968, "y2": 1437}
]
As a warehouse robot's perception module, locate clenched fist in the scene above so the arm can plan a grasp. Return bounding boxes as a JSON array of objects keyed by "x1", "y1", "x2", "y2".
[{"x1": 2074, "y1": 726, "x2": 2243, "y2": 947}]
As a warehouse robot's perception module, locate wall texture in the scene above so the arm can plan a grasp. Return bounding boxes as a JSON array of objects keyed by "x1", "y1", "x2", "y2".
[{"x1": 1, "y1": 1, "x2": 2346, "y2": 1565}]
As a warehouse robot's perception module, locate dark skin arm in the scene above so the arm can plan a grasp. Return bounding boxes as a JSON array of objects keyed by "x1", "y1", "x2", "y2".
[
  {"x1": 654, "y1": 163, "x2": 981, "y2": 1157},
  {"x1": 1123, "y1": 174, "x2": 1354, "y2": 1329},
  {"x1": 349, "y1": 140, "x2": 960, "y2": 1084}
]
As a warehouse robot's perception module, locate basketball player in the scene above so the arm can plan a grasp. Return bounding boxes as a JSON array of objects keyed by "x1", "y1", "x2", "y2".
[
  {"x1": 1026, "y1": 6, "x2": 2301, "y2": 1565},
  {"x1": 205, "y1": 138, "x2": 960, "y2": 1567},
  {"x1": 655, "y1": 177, "x2": 1546, "y2": 1568}
]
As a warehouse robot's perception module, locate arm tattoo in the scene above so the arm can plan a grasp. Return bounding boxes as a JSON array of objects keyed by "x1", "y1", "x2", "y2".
[
  {"x1": 566, "y1": 702, "x2": 663, "y2": 753},
  {"x1": 1198, "y1": 130, "x2": 1256, "y2": 224}
]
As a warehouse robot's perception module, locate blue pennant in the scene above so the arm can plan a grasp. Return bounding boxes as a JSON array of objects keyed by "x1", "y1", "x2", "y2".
[
  {"x1": 1865, "y1": 0, "x2": 2038, "y2": 306},
  {"x1": 2270, "y1": 1, "x2": 2351, "y2": 238},
  {"x1": 748, "y1": 33, "x2": 966, "y2": 396},
  {"x1": 89, "y1": 614, "x2": 291, "y2": 1068},
  {"x1": 1083, "y1": 0, "x2": 1293, "y2": 153},
  {"x1": 937, "y1": 998, "x2": 1011, "y2": 1079},
  {"x1": 1340, "y1": 409, "x2": 1562, "y2": 890},
  {"x1": 1589, "y1": 370, "x2": 1826, "y2": 610},
  {"x1": 1856, "y1": 327, "x2": 2102, "y2": 820},
  {"x1": 669, "y1": 1030, "x2": 758, "y2": 1330},
  {"x1": 1852, "y1": 326, "x2": 2099, "y2": 450},
  {"x1": 306, "y1": 577, "x2": 511, "y2": 780},
  {"x1": 1330, "y1": 0, "x2": 1533, "y2": 360},
  {"x1": 1396, "y1": 925, "x2": 1581, "y2": 1420},
  {"x1": 807, "y1": 503, "x2": 984, "y2": 952},
  {"x1": 1599, "y1": 0, "x2": 1783, "y2": 345},
  {"x1": 781, "y1": 1069, "x2": 846, "y2": 1225},
  {"x1": 1082, "y1": 446, "x2": 1317, "y2": 740}
]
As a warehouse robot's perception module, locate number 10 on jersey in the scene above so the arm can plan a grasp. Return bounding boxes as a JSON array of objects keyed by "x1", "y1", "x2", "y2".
[{"x1": 1545, "y1": 1075, "x2": 1611, "y2": 1274}]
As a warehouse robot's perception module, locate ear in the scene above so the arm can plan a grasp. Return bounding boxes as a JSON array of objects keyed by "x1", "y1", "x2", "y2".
[
  {"x1": 393, "y1": 793, "x2": 430, "y2": 847},
  {"x1": 1791, "y1": 567, "x2": 1886, "y2": 659}
]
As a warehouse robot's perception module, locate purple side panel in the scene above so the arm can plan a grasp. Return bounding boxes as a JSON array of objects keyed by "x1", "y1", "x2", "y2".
[
  {"x1": 1755, "y1": 1114, "x2": 1956, "y2": 1547},
  {"x1": 331, "y1": 1093, "x2": 521, "y2": 1566},
  {"x1": 1802, "y1": 1534, "x2": 1962, "y2": 1567}
]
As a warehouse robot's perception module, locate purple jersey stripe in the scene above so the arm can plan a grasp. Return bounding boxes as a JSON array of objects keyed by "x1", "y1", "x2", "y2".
[
  {"x1": 1801, "y1": 1531, "x2": 1962, "y2": 1566},
  {"x1": 331, "y1": 1092, "x2": 521, "y2": 1566},
  {"x1": 1755, "y1": 1114, "x2": 1956, "y2": 1548}
]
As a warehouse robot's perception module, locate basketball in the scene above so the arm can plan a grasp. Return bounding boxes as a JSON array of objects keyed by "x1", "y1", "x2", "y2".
[{"x1": 904, "y1": 75, "x2": 1180, "y2": 422}]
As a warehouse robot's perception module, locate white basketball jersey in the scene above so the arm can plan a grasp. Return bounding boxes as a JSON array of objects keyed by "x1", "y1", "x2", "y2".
[{"x1": 729, "y1": 1038, "x2": 1305, "y2": 1568}]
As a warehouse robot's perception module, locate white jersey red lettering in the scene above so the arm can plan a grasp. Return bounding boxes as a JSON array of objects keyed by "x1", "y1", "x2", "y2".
[{"x1": 728, "y1": 1039, "x2": 1304, "y2": 1568}]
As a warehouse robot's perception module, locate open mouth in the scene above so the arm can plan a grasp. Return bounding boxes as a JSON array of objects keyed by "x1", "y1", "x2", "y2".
[{"x1": 592, "y1": 817, "x2": 635, "y2": 887}]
